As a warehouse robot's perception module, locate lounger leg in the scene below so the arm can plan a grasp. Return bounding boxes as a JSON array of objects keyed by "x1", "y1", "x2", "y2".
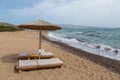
[
  {"x1": 28, "y1": 57, "x2": 30, "y2": 60},
  {"x1": 18, "y1": 69, "x2": 22, "y2": 73},
  {"x1": 58, "y1": 66, "x2": 62, "y2": 68}
]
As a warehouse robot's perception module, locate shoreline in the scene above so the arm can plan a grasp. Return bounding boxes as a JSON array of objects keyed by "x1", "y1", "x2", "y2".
[
  {"x1": 43, "y1": 35, "x2": 120, "y2": 74},
  {"x1": 48, "y1": 32, "x2": 120, "y2": 61}
]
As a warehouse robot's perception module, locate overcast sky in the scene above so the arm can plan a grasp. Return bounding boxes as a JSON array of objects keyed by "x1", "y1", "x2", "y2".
[{"x1": 0, "y1": 0, "x2": 120, "y2": 28}]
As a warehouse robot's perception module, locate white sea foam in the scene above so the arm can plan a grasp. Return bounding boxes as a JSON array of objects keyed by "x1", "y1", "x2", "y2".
[
  {"x1": 75, "y1": 32, "x2": 83, "y2": 34},
  {"x1": 48, "y1": 32, "x2": 120, "y2": 61}
]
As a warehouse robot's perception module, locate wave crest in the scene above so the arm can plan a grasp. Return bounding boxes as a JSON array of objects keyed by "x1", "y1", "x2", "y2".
[{"x1": 48, "y1": 32, "x2": 120, "y2": 61}]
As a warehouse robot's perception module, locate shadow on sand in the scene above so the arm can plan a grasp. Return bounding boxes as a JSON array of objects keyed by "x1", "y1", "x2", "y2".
[
  {"x1": 1, "y1": 53, "x2": 18, "y2": 73},
  {"x1": 1, "y1": 53, "x2": 18, "y2": 63}
]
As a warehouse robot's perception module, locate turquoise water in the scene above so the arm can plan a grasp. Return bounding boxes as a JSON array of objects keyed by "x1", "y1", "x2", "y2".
[
  {"x1": 52, "y1": 28, "x2": 120, "y2": 48},
  {"x1": 48, "y1": 28, "x2": 120, "y2": 61}
]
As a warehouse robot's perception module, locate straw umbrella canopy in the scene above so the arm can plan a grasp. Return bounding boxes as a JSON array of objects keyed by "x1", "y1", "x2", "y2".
[{"x1": 17, "y1": 20, "x2": 61, "y2": 50}]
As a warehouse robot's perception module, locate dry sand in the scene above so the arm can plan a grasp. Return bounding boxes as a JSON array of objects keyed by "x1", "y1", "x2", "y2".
[{"x1": 0, "y1": 31, "x2": 120, "y2": 80}]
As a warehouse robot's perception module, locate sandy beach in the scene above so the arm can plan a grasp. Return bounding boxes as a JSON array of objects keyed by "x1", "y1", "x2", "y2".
[{"x1": 0, "y1": 31, "x2": 120, "y2": 80}]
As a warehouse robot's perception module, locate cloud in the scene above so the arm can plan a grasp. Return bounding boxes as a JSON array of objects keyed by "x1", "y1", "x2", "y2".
[
  {"x1": 10, "y1": 0, "x2": 120, "y2": 27},
  {"x1": 11, "y1": 0, "x2": 68, "y2": 15}
]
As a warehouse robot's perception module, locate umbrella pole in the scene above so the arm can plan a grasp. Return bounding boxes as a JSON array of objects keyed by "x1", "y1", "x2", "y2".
[
  {"x1": 39, "y1": 28, "x2": 41, "y2": 59},
  {"x1": 39, "y1": 28, "x2": 41, "y2": 49}
]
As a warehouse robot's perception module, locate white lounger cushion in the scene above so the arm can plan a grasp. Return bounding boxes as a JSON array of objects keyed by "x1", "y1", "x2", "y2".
[
  {"x1": 18, "y1": 52, "x2": 54, "y2": 57},
  {"x1": 18, "y1": 52, "x2": 54, "y2": 59},
  {"x1": 41, "y1": 52, "x2": 54, "y2": 56},
  {"x1": 37, "y1": 58, "x2": 63, "y2": 66},
  {"x1": 17, "y1": 58, "x2": 63, "y2": 70},
  {"x1": 18, "y1": 53, "x2": 27, "y2": 57},
  {"x1": 19, "y1": 60, "x2": 37, "y2": 67}
]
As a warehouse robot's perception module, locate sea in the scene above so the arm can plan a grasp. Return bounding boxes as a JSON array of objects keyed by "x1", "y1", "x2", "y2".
[{"x1": 48, "y1": 27, "x2": 120, "y2": 61}]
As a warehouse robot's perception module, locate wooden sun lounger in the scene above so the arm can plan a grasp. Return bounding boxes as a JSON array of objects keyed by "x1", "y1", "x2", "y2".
[
  {"x1": 18, "y1": 52, "x2": 54, "y2": 59},
  {"x1": 16, "y1": 58, "x2": 63, "y2": 73}
]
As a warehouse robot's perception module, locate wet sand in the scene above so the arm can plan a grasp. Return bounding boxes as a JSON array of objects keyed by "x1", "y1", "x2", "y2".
[{"x1": 0, "y1": 31, "x2": 120, "y2": 80}]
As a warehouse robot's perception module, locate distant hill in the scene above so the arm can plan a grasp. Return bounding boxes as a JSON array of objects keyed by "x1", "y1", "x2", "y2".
[
  {"x1": 0, "y1": 22, "x2": 23, "y2": 32},
  {"x1": 57, "y1": 24, "x2": 97, "y2": 29},
  {"x1": 57, "y1": 24, "x2": 116, "y2": 29},
  {"x1": 0, "y1": 22, "x2": 15, "y2": 26}
]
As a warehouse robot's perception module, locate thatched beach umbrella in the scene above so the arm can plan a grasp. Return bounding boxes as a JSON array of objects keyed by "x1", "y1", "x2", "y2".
[{"x1": 17, "y1": 20, "x2": 61, "y2": 57}]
